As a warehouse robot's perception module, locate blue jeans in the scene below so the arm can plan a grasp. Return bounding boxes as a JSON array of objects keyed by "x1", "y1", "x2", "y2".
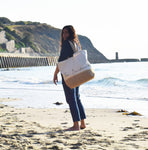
[{"x1": 62, "y1": 75, "x2": 86, "y2": 122}]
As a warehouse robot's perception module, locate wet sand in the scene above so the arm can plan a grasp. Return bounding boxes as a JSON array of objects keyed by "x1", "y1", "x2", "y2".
[{"x1": 0, "y1": 98, "x2": 148, "y2": 150}]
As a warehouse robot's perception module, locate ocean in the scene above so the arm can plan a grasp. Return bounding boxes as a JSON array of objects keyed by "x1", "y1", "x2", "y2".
[{"x1": 0, "y1": 62, "x2": 148, "y2": 117}]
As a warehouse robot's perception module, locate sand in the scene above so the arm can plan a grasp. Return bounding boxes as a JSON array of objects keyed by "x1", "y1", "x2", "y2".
[{"x1": 0, "y1": 98, "x2": 148, "y2": 150}]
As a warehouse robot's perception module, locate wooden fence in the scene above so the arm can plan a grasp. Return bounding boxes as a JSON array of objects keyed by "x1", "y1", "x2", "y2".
[{"x1": 0, "y1": 55, "x2": 58, "y2": 68}]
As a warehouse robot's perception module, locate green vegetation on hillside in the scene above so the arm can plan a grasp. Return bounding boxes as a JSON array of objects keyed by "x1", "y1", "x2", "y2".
[
  {"x1": 0, "y1": 17, "x2": 40, "y2": 26},
  {"x1": 0, "y1": 44, "x2": 7, "y2": 52},
  {"x1": 0, "y1": 48, "x2": 6, "y2": 52},
  {"x1": 0, "y1": 17, "x2": 11, "y2": 24},
  {"x1": 0, "y1": 20, "x2": 38, "y2": 51},
  {"x1": 0, "y1": 17, "x2": 108, "y2": 63}
]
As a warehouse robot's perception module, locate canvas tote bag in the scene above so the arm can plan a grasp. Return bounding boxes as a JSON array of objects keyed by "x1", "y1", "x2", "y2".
[{"x1": 58, "y1": 41, "x2": 95, "y2": 89}]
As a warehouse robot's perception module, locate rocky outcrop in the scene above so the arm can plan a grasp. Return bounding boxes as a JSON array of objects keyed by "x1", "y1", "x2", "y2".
[
  {"x1": 13, "y1": 24, "x2": 108, "y2": 63},
  {"x1": 0, "y1": 31, "x2": 8, "y2": 44},
  {"x1": 0, "y1": 31, "x2": 16, "y2": 52},
  {"x1": 6, "y1": 40, "x2": 16, "y2": 52}
]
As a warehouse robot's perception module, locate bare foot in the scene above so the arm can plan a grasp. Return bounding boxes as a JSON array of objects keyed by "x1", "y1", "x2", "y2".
[
  {"x1": 80, "y1": 125, "x2": 86, "y2": 129},
  {"x1": 80, "y1": 119, "x2": 86, "y2": 129},
  {"x1": 64, "y1": 126, "x2": 80, "y2": 131}
]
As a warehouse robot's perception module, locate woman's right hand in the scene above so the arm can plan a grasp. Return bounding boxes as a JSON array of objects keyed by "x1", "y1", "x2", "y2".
[{"x1": 53, "y1": 73, "x2": 58, "y2": 85}]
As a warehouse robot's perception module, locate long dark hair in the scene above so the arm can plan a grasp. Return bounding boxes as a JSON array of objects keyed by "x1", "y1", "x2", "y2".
[{"x1": 60, "y1": 25, "x2": 81, "y2": 50}]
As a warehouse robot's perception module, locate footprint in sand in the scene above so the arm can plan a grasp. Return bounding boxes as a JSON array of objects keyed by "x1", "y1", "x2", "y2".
[
  {"x1": 122, "y1": 127, "x2": 134, "y2": 131},
  {"x1": 53, "y1": 139, "x2": 64, "y2": 144},
  {"x1": 61, "y1": 122, "x2": 68, "y2": 125},
  {"x1": 134, "y1": 119, "x2": 140, "y2": 122}
]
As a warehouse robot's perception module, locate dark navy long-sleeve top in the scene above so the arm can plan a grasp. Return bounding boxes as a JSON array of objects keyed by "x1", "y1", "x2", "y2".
[
  {"x1": 58, "y1": 40, "x2": 75, "y2": 84},
  {"x1": 58, "y1": 40, "x2": 74, "y2": 62}
]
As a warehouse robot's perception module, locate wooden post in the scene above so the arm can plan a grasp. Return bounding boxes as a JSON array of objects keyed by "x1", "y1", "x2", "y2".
[{"x1": 0, "y1": 56, "x2": 2, "y2": 68}]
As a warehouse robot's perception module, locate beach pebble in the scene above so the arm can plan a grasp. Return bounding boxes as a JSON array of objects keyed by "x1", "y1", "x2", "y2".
[
  {"x1": 53, "y1": 102, "x2": 63, "y2": 105},
  {"x1": 27, "y1": 145, "x2": 34, "y2": 149}
]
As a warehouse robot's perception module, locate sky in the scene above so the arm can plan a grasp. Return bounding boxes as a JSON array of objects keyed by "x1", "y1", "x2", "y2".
[{"x1": 0, "y1": 0, "x2": 148, "y2": 59}]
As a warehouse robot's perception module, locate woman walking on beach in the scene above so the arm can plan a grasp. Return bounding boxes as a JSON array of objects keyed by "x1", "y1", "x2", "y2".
[{"x1": 53, "y1": 25, "x2": 86, "y2": 131}]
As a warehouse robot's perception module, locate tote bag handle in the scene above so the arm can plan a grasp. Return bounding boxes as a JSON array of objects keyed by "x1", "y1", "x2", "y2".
[{"x1": 69, "y1": 41, "x2": 80, "y2": 54}]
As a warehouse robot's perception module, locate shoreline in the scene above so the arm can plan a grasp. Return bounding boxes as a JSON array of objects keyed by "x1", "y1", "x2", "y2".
[
  {"x1": 0, "y1": 98, "x2": 148, "y2": 149},
  {"x1": 1, "y1": 96, "x2": 148, "y2": 118}
]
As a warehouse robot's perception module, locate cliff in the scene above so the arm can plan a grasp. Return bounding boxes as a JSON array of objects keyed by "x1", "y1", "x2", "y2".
[{"x1": 0, "y1": 17, "x2": 108, "y2": 63}]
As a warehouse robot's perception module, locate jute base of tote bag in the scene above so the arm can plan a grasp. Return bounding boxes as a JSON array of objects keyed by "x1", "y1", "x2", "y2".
[{"x1": 58, "y1": 42, "x2": 95, "y2": 89}]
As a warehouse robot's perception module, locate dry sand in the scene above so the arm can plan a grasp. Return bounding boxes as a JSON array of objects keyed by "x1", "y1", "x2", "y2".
[{"x1": 0, "y1": 98, "x2": 148, "y2": 150}]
